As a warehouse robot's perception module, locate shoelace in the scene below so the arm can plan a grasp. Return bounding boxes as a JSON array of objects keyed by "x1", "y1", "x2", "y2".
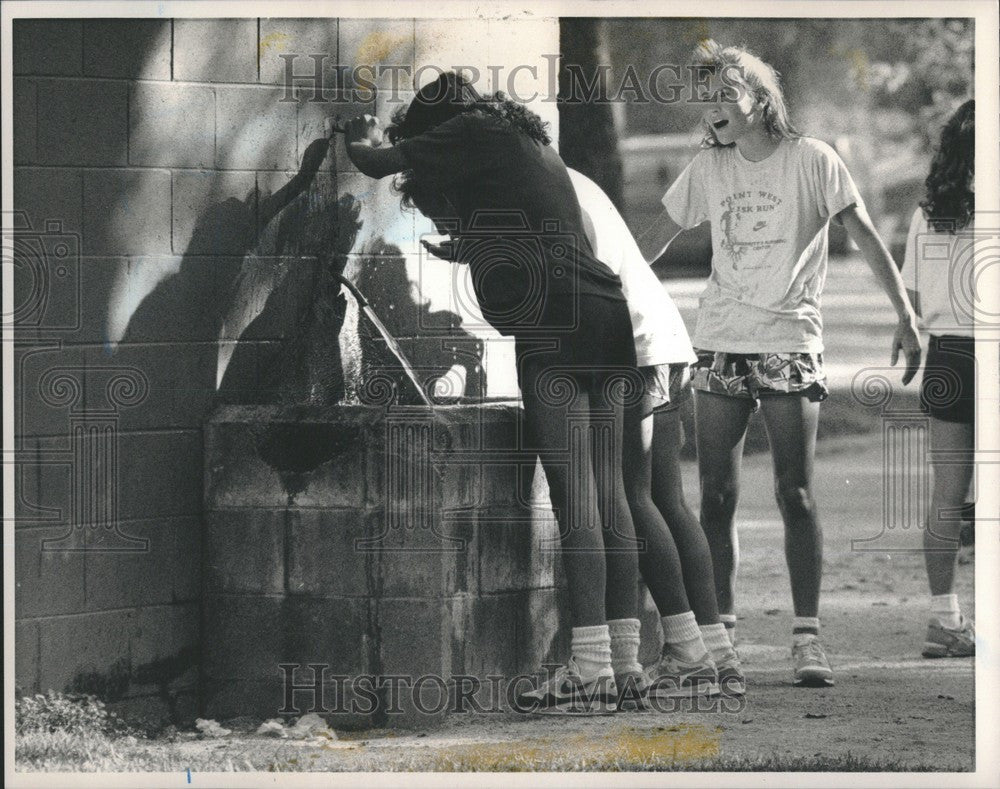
[{"x1": 797, "y1": 639, "x2": 826, "y2": 664}]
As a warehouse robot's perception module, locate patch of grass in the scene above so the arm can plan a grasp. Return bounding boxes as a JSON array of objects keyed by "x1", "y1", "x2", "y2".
[{"x1": 16, "y1": 691, "x2": 135, "y2": 737}]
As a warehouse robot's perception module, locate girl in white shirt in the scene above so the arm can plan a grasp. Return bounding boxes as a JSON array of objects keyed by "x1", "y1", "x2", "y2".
[
  {"x1": 639, "y1": 40, "x2": 921, "y2": 688},
  {"x1": 901, "y1": 99, "x2": 976, "y2": 658}
]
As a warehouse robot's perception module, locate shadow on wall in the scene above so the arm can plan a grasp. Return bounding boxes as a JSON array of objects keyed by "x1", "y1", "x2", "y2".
[{"x1": 116, "y1": 143, "x2": 485, "y2": 413}]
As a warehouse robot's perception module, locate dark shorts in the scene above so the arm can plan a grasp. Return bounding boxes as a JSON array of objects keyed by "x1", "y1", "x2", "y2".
[
  {"x1": 921, "y1": 335, "x2": 975, "y2": 424},
  {"x1": 637, "y1": 363, "x2": 692, "y2": 417},
  {"x1": 690, "y1": 349, "x2": 828, "y2": 410},
  {"x1": 514, "y1": 294, "x2": 639, "y2": 402}
]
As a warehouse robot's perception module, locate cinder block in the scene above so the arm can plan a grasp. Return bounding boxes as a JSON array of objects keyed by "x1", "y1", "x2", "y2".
[
  {"x1": 254, "y1": 172, "x2": 340, "y2": 257},
  {"x1": 15, "y1": 526, "x2": 86, "y2": 619},
  {"x1": 38, "y1": 609, "x2": 135, "y2": 694},
  {"x1": 215, "y1": 86, "x2": 298, "y2": 171},
  {"x1": 36, "y1": 79, "x2": 127, "y2": 166},
  {"x1": 464, "y1": 594, "x2": 520, "y2": 677},
  {"x1": 296, "y1": 90, "x2": 373, "y2": 173},
  {"x1": 13, "y1": 20, "x2": 83, "y2": 76},
  {"x1": 517, "y1": 587, "x2": 571, "y2": 673},
  {"x1": 339, "y1": 18, "x2": 415, "y2": 93},
  {"x1": 379, "y1": 596, "x2": 465, "y2": 678},
  {"x1": 259, "y1": 19, "x2": 339, "y2": 87},
  {"x1": 485, "y1": 19, "x2": 560, "y2": 101},
  {"x1": 174, "y1": 20, "x2": 257, "y2": 83},
  {"x1": 83, "y1": 19, "x2": 171, "y2": 79},
  {"x1": 83, "y1": 169, "x2": 172, "y2": 256},
  {"x1": 83, "y1": 519, "x2": 184, "y2": 611},
  {"x1": 205, "y1": 412, "x2": 378, "y2": 509},
  {"x1": 81, "y1": 342, "x2": 217, "y2": 432},
  {"x1": 336, "y1": 173, "x2": 419, "y2": 257},
  {"x1": 110, "y1": 255, "x2": 242, "y2": 344},
  {"x1": 14, "y1": 342, "x2": 87, "y2": 440},
  {"x1": 373, "y1": 513, "x2": 477, "y2": 597},
  {"x1": 172, "y1": 516, "x2": 201, "y2": 603},
  {"x1": 171, "y1": 170, "x2": 257, "y2": 256},
  {"x1": 205, "y1": 510, "x2": 285, "y2": 594},
  {"x1": 129, "y1": 603, "x2": 200, "y2": 691},
  {"x1": 14, "y1": 167, "x2": 83, "y2": 233},
  {"x1": 413, "y1": 20, "x2": 490, "y2": 91},
  {"x1": 16, "y1": 620, "x2": 40, "y2": 694},
  {"x1": 114, "y1": 431, "x2": 204, "y2": 523},
  {"x1": 360, "y1": 337, "x2": 486, "y2": 408},
  {"x1": 12, "y1": 439, "x2": 73, "y2": 528},
  {"x1": 203, "y1": 595, "x2": 369, "y2": 681},
  {"x1": 129, "y1": 83, "x2": 215, "y2": 168},
  {"x1": 287, "y1": 508, "x2": 370, "y2": 596},
  {"x1": 477, "y1": 506, "x2": 557, "y2": 593},
  {"x1": 14, "y1": 78, "x2": 36, "y2": 164}
]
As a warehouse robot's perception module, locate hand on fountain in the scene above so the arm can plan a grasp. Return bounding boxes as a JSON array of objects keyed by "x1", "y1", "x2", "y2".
[{"x1": 344, "y1": 114, "x2": 384, "y2": 147}]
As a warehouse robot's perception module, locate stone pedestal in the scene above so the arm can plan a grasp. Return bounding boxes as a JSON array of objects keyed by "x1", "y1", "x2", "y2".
[{"x1": 203, "y1": 403, "x2": 574, "y2": 727}]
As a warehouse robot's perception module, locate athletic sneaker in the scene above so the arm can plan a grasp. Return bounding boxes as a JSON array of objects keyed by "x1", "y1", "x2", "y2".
[
  {"x1": 792, "y1": 636, "x2": 834, "y2": 687},
  {"x1": 715, "y1": 648, "x2": 747, "y2": 696},
  {"x1": 515, "y1": 658, "x2": 618, "y2": 715},
  {"x1": 644, "y1": 651, "x2": 719, "y2": 699},
  {"x1": 614, "y1": 670, "x2": 648, "y2": 711},
  {"x1": 922, "y1": 616, "x2": 975, "y2": 658}
]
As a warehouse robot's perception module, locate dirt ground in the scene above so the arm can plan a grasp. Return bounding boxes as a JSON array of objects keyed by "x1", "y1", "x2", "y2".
[{"x1": 44, "y1": 432, "x2": 971, "y2": 775}]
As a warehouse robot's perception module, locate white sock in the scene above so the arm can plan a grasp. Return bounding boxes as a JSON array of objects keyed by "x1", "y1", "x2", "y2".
[
  {"x1": 571, "y1": 625, "x2": 612, "y2": 680},
  {"x1": 700, "y1": 623, "x2": 734, "y2": 662},
  {"x1": 792, "y1": 616, "x2": 820, "y2": 645},
  {"x1": 608, "y1": 618, "x2": 643, "y2": 675},
  {"x1": 661, "y1": 611, "x2": 708, "y2": 662},
  {"x1": 930, "y1": 594, "x2": 961, "y2": 629},
  {"x1": 719, "y1": 613, "x2": 737, "y2": 640}
]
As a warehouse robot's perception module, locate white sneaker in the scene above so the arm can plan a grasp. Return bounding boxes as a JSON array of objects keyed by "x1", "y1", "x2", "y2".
[
  {"x1": 792, "y1": 635, "x2": 834, "y2": 687},
  {"x1": 515, "y1": 658, "x2": 618, "y2": 715}
]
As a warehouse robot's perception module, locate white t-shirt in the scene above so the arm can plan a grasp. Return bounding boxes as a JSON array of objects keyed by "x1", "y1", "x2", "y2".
[
  {"x1": 901, "y1": 206, "x2": 976, "y2": 338},
  {"x1": 662, "y1": 137, "x2": 864, "y2": 353},
  {"x1": 569, "y1": 169, "x2": 696, "y2": 367}
]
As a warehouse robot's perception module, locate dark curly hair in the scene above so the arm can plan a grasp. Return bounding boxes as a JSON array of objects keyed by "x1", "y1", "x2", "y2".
[
  {"x1": 386, "y1": 72, "x2": 550, "y2": 215},
  {"x1": 920, "y1": 99, "x2": 975, "y2": 233}
]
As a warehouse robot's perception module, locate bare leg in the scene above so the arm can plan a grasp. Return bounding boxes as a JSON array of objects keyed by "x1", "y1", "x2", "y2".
[
  {"x1": 924, "y1": 418, "x2": 974, "y2": 596},
  {"x1": 623, "y1": 402, "x2": 690, "y2": 616},
  {"x1": 694, "y1": 391, "x2": 754, "y2": 616},
  {"x1": 592, "y1": 375, "x2": 640, "y2": 622},
  {"x1": 522, "y1": 374, "x2": 607, "y2": 627},
  {"x1": 651, "y1": 408, "x2": 721, "y2": 624},
  {"x1": 758, "y1": 394, "x2": 822, "y2": 619}
]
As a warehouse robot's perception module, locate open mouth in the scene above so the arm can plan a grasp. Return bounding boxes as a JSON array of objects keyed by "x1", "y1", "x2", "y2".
[{"x1": 712, "y1": 119, "x2": 730, "y2": 131}]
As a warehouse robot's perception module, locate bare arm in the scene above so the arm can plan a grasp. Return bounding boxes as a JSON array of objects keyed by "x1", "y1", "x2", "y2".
[
  {"x1": 838, "y1": 203, "x2": 922, "y2": 385},
  {"x1": 343, "y1": 115, "x2": 408, "y2": 179},
  {"x1": 637, "y1": 207, "x2": 685, "y2": 265}
]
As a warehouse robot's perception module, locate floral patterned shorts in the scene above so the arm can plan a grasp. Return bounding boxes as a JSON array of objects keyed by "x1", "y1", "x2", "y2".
[
  {"x1": 638, "y1": 363, "x2": 692, "y2": 416},
  {"x1": 690, "y1": 349, "x2": 828, "y2": 408}
]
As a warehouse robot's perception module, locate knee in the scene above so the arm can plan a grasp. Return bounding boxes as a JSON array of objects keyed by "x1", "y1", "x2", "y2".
[
  {"x1": 700, "y1": 480, "x2": 739, "y2": 520},
  {"x1": 774, "y1": 481, "x2": 815, "y2": 522}
]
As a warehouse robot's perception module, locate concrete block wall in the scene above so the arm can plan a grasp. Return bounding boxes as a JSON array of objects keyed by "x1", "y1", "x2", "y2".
[
  {"x1": 203, "y1": 404, "x2": 569, "y2": 726},
  {"x1": 13, "y1": 16, "x2": 560, "y2": 723}
]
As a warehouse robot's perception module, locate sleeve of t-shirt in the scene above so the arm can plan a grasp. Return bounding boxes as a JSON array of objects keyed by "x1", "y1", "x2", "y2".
[
  {"x1": 395, "y1": 113, "x2": 495, "y2": 190},
  {"x1": 811, "y1": 141, "x2": 865, "y2": 220},
  {"x1": 661, "y1": 152, "x2": 709, "y2": 229},
  {"x1": 901, "y1": 206, "x2": 927, "y2": 291}
]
